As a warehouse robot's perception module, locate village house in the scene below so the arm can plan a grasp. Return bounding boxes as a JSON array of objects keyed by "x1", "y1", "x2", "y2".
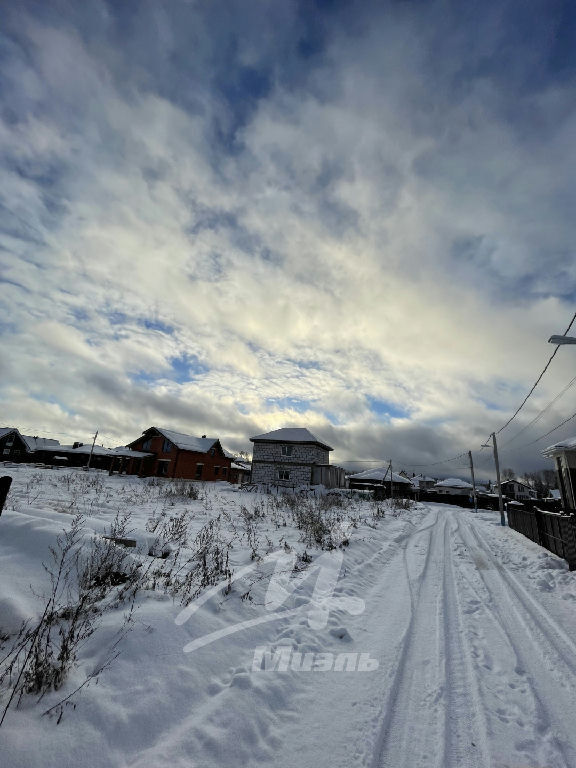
[
  {"x1": 500, "y1": 479, "x2": 537, "y2": 502},
  {"x1": 348, "y1": 467, "x2": 412, "y2": 496},
  {"x1": 126, "y1": 427, "x2": 232, "y2": 481},
  {"x1": 249, "y1": 427, "x2": 345, "y2": 488},
  {"x1": 410, "y1": 473, "x2": 436, "y2": 491},
  {"x1": 433, "y1": 478, "x2": 474, "y2": 496},
  {"x1": 542, "y1": 436, "x2": 576, "y2": 511}
]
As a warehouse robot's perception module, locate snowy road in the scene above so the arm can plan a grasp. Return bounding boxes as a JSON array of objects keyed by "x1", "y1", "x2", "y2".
[
  {"x1": 3, "y1": 475, "x2": 576, "y2": 768},
  {"x1": 276, "y1": 506, "x2": 576, "y2": 768}
]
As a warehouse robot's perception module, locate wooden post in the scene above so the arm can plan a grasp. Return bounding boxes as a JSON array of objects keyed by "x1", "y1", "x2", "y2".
[
  {"x1": 468, "y1": 451, "x2": 478, "y2": 513},
  {"x1": 492, "y1": 433, "x2": 506, "y2": 526},
  {"x1": 0, "y1": 476, "x2": 12, "y2": 517}
]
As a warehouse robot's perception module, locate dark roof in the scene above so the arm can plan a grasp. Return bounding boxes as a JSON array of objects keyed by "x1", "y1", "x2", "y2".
[{"x1": 250, "y1": 427, "x2": 333, "y2": 451}]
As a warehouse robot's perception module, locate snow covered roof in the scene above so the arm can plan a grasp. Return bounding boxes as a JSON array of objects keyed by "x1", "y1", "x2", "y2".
[
  {"x1": 137, "y1": 427, "x2": 221, "y2": 454},
  {"x1": 250, "y1": 428, "x2": 333, "y2": 451},
  {"x1": 547, "y1": 489, "x2": 561, "y2": 500},
  {"x1": 434, "y1": 477, "x2": 473, "y2": 489},
  {"x1": 348, "y1": 467, "x2": 412, "y2": 484},
  {"x1": 231, "y1": 462, "x2": 251, "y2": 472},
  {"x1": 0, "y1": 427, "x2": 18, "y2": 440},
  {"x1": 542, "y1": 436, "x2": 576, "y2": 455},
  {"x1": 21, "y1": 435, "x2": 61, "y2": 452}
]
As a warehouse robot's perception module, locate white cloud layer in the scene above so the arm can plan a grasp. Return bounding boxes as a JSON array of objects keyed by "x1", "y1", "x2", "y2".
[{"x1": 1, "y1": 1, "x2": 576, "y2": 477}]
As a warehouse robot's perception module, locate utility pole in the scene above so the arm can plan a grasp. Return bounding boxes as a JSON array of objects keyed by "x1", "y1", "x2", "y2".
[
  {"x1": 389, "y1": 459, "x2": 394, "y2": 505},
  {"x1": 468, "y1": 450, "x2": 478, "y2": 513},
  {"x1": 86, "y1": 430, "x2": 98, "y2": 471},
  {"x1": 491, "y1": 432, "x2": 506, "y2": 526}
]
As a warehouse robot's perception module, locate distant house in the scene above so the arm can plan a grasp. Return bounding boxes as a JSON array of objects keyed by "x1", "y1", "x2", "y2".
[
  {"x1": 500, "y1": 479, "x2": 537, "y2": 502},
  {"x1": 249, "y1": 428, "x2": 345, "y2": 488},
  {"x1": 410, "y1": 474, "x2": 436, "y2": 491},
  {"x1": 0, "y1": 428, "x2": 29, "y2": 460},
  {"x1": 433, "y1": 478, "x2": 474, "y2": 496},
  {"x1": 348, "y1": 467, "x2": 412, "y2": 495},
  {"x1": 0, "y1": 428, "x2": 61, "y2": 462},
  {"x1": 229, "y1": 460, "x2": 252, "y2": 485},
  {"x1": 127, "y1": 427, "x2": 231, "y2": 481},
  {"x1": 542, "y1": 436, "x2": 576, "y2": 511}
]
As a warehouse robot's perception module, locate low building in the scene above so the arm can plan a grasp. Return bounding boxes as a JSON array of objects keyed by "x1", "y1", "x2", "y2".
[
  {"x1": 433, "y1": 478, "x2": 474, "y2": 496},
  {"x1": 410, "y1": 474, "x2": 436, "y2": 491},
  {"x1": 348, "y1": 467, "x2": 412, "y2": 495},
  {"x1": 249, "y1": 427, "x2": 345, "y2": 488},
  {"x1": 229, "y1": 459, "x2": 252, "y2": 485},
  {"x1": 542, "y1": 437, "x2": 576, "y2": 511},
  {"x1": 127, "y1": 427, "x2": 231, "y2": 481}
]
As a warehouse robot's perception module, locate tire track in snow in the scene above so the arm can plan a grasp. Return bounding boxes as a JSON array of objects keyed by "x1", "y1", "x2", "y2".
[
  {"x1": 441, "y1": 516, "x2": 491, "y2": 768},
  {"x1": 458, "y1": 514, "x2": 576, "y2": 767},
  {"x1": 371, "y1": 509, "x2": 452, "y2": 768}
]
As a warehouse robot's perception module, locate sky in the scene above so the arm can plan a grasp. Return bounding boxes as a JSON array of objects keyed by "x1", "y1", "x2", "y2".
[{"x1": 1, "y1": 0, "x2": 576, "y2": 478}]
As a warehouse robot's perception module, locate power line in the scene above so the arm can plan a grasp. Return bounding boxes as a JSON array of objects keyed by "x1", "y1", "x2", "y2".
[
  {"x1": 486, "y1": 309, "x2": 576, "y2": 441},
  {"x1": 523, "y1": 410, "x2": 576, "y2": 447},
  {"x1": 500, "y1": 373, "x2": 576, "y2": 448}
]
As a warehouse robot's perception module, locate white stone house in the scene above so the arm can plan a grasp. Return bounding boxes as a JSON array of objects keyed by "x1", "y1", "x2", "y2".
[{"x1": 249, "y1": 428, "x2": 345, "y2": 488}]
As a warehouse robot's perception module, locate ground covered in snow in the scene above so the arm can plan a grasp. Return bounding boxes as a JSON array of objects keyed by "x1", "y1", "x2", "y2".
[{"x1": 1, "y1": 465, "x2": 576, "y2": 768}]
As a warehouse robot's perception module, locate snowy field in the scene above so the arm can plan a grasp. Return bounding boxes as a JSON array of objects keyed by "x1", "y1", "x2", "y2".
[{"x1": 1, "y1": 465, "x2": 576, "y2": 768}]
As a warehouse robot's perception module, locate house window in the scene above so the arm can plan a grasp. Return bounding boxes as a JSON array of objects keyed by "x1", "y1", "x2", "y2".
[
  {"x1": 156, "y1": 460, "x2": 169, "y2": 477},
  {"x1": 162, "y1": 439, "x2": 172, "y2": 453},
  {"x1": 278, "y1": 469, "x2": 291, "y2": 481},
  {"x1": 142, "y1": 438, "x2": 152, "y2": 450},
  {"x1": 2, "y1": 449, "x2": 9, "y2": 455},
  {"x1": 195, "y1": 463, "x2": 204, "y2": 480},
  {"x1": 214, "y1": 466, "x2": 220, "y2": 476},
  {"x1": 209, "y1": 448, "x2": 215, "y2": 456},
  {"x1": 222, "y1": 467, "x2": 227, "y2": 478},
  {"x1": 281, "y1": 445, "x2": 293, "y2": 456}
]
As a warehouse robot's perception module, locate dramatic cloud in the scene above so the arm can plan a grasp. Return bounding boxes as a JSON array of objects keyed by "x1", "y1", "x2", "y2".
[{"x1": 1, "y1": 0, "x2": 576, "y2": 477}]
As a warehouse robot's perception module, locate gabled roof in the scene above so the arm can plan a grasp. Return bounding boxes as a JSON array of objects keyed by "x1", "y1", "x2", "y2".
[
  {"x1": 0, "y1": 427, "x2": 18, "y2": 440},
  {"x1": 500, "y1": 479, "x2": 533, "y2": 490},
  {"x1": 250, "y1": 428, "x2": 333, "y2": 451},
  {"x1": 434, "y1": 477, "x2": 473, "y2": 489},
  {"x1": 348, "y1": 467, "x2": 412, "y2": 484},
  {"x1": 133, "y1": 427, "x2": 222, "y2": 454}
]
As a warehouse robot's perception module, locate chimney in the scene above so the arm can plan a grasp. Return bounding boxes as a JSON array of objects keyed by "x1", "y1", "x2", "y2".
[{"x1": 201, "y1": 434, "x2": 206, "y2": 439}]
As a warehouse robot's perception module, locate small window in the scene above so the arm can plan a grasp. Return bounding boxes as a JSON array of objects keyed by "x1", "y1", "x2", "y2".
[
  {"x1": 2, "y1": 449, "x2": 9, "y2": 455},
  {"x1": 142, "y1": 438, "x2": 152, "y2": 450},
  {"x1": 209, "y1": 448, "x2": 215, "y2": 456},
  {"x1": 222, "y1": 467, "x2": 227, "y2": 478},
  {"x1": 214, "y1": 466, "x2": 220, "y2": 476},
  {"x1": 278, "y1": 469, "x2": 291, "y2": 481},
  {"x1": 162, "y1": 439, "x2": 172, "y2": 453},
  {"x1": 281, "y1": 445, "x2": 293, "y2": 456},
  {"x1": 195, "y1": 463, "x2": 204, "y2": 480}
]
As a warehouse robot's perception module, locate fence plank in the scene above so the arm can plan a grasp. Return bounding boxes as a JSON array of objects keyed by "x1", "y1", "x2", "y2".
[{"x1": 0, "y1": 476, "x2": 12, "y2": 517}]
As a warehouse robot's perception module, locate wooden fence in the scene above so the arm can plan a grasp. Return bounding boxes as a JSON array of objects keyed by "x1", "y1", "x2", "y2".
[{"x1": 507, "y1": 505, "x2": 576, "y2": 571}]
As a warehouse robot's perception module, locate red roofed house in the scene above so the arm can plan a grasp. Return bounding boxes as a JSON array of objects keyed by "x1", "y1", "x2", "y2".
[{"x1": 127, "y1": 427, "x2": 232, "y2": 481}]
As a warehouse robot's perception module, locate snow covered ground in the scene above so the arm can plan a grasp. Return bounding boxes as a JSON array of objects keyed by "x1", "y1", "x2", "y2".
[{"x1": 1, "y1": 465, "x2": 576, "y2": 767}]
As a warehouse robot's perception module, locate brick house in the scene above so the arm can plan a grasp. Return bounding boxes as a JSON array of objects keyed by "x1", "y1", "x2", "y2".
[
  {"x1": 126, "y1": 427, "x2": 232, "y2": 481},
  {"x1": 249, "y1": 427, "x2": 345, "y2": 488}
]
